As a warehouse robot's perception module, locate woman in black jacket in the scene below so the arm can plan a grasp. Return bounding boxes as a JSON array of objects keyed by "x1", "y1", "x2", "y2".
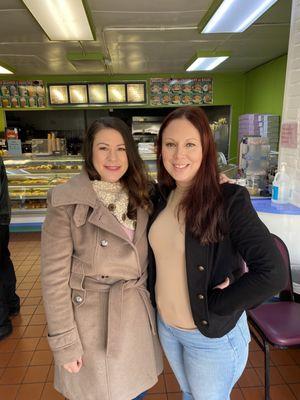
[{"x1": 148, "y1": 106, "x2": 286, "y2": 400}]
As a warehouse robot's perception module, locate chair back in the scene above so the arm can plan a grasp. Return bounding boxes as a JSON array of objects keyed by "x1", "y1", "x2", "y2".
[{"x1": 271, "y1": 234, "x2": 294, "y2": 302}]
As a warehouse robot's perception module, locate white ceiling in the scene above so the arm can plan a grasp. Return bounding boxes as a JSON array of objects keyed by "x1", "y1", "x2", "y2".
[{"x1": 0, "y1": 0, "x2": 292, "y2": 75}]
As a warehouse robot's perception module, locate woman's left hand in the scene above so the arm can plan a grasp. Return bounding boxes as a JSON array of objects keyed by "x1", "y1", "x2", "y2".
[{"x1": 214, "y1": 277, "x2": 230, "y2": 290}]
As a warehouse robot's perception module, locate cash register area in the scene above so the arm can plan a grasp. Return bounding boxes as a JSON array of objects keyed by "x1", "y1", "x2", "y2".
[{"x1": 0, "y1": 232, "x2": 298, "y2": 400}]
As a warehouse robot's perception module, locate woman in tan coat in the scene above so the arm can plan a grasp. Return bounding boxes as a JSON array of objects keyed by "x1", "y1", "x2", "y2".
[{"x1": 41, "y1": 117, "x2": 163, "y2": 400}]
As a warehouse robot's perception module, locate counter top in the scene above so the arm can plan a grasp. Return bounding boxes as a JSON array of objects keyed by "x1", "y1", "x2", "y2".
[{"x1": 251, "y1": 198, "x2": 300, "y2": 215}]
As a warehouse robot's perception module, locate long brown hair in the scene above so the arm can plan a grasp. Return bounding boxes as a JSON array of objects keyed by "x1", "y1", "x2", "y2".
[
  {"x1": 82, "y1": 117, "x2": 152, "y2": 214},
  {"x1": 157, "y1": 106, "x2": 225, "y2": 244}
]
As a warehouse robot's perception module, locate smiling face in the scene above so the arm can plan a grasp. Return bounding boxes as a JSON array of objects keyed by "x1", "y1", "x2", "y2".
[
  {"x1": 161, "y1": 118, "x2": 203, "y2": 187},
  {"x1": 92, "y1": 128, "x2": 128, "y2": 183}
]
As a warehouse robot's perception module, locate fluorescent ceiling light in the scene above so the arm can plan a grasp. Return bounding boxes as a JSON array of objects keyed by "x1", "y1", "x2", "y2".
[
  {"x1": 201, "y1": 0, "x2": 278, "y2": 33},
  {"x1": 0, "y1": 65, "x2": 14, "y2": 74},
  {"x1": 22, "y1": 0, "x2": 94, "y2": 40},
  {"x1": 186, "y1": 53, "x2": 229, "y2": 71}
]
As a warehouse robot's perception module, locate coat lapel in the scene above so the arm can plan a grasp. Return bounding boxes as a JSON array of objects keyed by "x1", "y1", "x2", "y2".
[{"x1": 88, "y1": 204, "x2": 130, "y2": 243}]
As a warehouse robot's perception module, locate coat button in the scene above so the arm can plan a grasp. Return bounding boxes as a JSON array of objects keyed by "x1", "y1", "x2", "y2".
[
  {"x1": 74, "y1": 295, "x2": 83, "y2": 304},
  {"x1": 198, "y1": 265, "x2": 205, "y2": 272},
  {"x1": 100, "y1": 240, "x2": 108, "y2": 247},
  {"x1": 201, "y1": 320, "x2": 208, "y2": 326},
  {"x1": 108, "y1": 203, "x2": 116, "y2": 212},
  {"x1": 198, "y1": 294, "x2": 204, "y2": 300}
]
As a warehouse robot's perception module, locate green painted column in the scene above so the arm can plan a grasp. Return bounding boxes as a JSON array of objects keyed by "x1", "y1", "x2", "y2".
[{"x1": 0, "y1": 109, "x2": 6, "y2": 132}]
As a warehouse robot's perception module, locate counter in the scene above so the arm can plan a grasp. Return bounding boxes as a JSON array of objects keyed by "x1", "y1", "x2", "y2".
[{"x1": 252, "y1": 198, "x2": 300, "y2": 295}]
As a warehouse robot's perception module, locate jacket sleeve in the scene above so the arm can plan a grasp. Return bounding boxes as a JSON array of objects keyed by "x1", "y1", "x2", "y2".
[
  {"x1": 208, "y1": 185, "x2": 287, "y2": 316},
  {"x1": 41, "y1": 190, "x2": 83, "y2": 365}
]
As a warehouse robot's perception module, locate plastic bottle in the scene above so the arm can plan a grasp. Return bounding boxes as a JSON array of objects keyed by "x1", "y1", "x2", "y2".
[{"x1": 271, "y1": 162, "x2": 290, "y2": 204}]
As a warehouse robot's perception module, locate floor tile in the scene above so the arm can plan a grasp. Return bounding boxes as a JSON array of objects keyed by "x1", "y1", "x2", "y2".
[
  {"x1": 148, "y1": 374, "x2": 166, "y2": 394},
  {"x1": 41, "y1": 383, "x2": 65, "y2": 400},
  {"x1": 15, "y1": 383, "x2": 44, "y2": 400},
  {"x1": 28, "y1": 289, "x2": 42, "y2": 297},
  {"x1": 238, "y1": 368, "x2": 262, "y2": 388},
  {"x1": 231, "y1": 388, "x2": 245, "y2": 400},
  {"x1": 30, "y1": 351, "x2": 53, "y2": 366},
  {"x1": 46, "y1": 365, "x2": 54, "y2": 383},
  {"x1": 0, "y1": 367, "x2": 27, "y2": 384},
  {"x1": 36, "y1": 337, "x2": 50, "y2": 351},
  {"x1": 16, "y1": 290, "x2": 30, "y2": 298},
  {"x1": 241, "y1": 386, "x2": 265, "y2": 400},
  {"x1": 23, "y1": 325, "x2": 45, "y2": 338},
  {"x1": 255, "y1": 366, "x2": 285, "y2": 385},
  {"x1": 10, "y1": 326, "x2": 26, "y2": 339},
  {"x1": 0, "y1": 352, "x2": 13, "y2": 367},
  {"x1": 0, "y1": 339, "x2": 19, "y2": 353},
  {"x1": 166, "y1": 394, "x2": 180, "y2": 400},
  {"x1": 271, "y1": 350, "x2": 296, "y2": 366},
  {"x1": 248, "y1": 351, "x2": 274, "y2": 368},
  {"x1": 34, "y1": 305, "x2": 45, "y2": 315},
  {"x1": 18, "y1": 306, "x2": 37, "y2": 316},
  {"x1": 8, "y1": 351, "x2": 34, "y2": 367},
  {"x1": 270, "y1": 384, "x2": 297, "y2": 400},
  {"x1": 22, "y1": 297, "x2": 42, "y2": 306},
  {"x1": 164, "y1": 374, "x2": 180, "y2": 393},
  {"x1": 145, "y1": 395, "x2": 167, "y2": 400},
  {"x1": 0, "y1": 384, "x2": 20, "y2": 400},
  {"x1": 12, "y1": 315, "x2": 32, "y2": 327},
  {"x1": 15, "y1": 337, "x2": 40, "y2": 352},
  {"x1": 279, "y1": 366, "x2": 300, "y2": 383},
  {"x1": 289, "y1": 350, "x2": 300, "y2": 366},
  {"x1": 290, "y1": 383, "x2": 300, "y2": 400},
  {"x1": 249, "y1": 340, "x2": 260, "y2": 352},
  {"x1": 23, "y1": 365, "x2": 50, "y2": 383},
  {"x1": 163, "y1": 357, "x2": 173, "y2": 374}
]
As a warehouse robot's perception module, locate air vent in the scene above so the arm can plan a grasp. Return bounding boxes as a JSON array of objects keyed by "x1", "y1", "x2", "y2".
[{"x1": 67, "y1": 51, "x2": 107, "y2": 72}]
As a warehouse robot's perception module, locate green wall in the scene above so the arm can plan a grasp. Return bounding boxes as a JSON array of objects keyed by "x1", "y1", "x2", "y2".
[
  {"x1": 244, "y1": 55, "x2": 287, "y2": 117},
  {"x1": 0, "y1": 109, "x2": 6, "y2": 132}
]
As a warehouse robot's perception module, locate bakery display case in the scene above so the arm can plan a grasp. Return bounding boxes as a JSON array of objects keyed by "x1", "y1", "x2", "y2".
[{"x1": 4, "y1": 155, "x2": 83, "y2": 232}]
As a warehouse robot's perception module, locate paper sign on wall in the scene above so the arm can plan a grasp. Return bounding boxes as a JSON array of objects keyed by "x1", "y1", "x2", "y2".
[{"x1": 280, "y1": 122, "x2": 298, "y2": 148}]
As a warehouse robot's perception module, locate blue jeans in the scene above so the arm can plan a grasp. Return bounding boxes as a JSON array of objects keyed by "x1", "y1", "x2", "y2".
[
  {"x1": 157, "y1": 312, "x2": 250, "y2": 400},
  {"x1": 133, "y1": 392, "x2": 146, "y2": 400}
]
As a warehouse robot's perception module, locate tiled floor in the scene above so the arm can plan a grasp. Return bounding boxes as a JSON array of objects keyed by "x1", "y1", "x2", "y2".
[{"x1": 0, "y1": 232, "x2": 299, "y2": 400}]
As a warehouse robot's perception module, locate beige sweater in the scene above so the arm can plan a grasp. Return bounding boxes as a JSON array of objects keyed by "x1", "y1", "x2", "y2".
[{"x1": 149, "y1": 187, "x2": 196, "y2": 329}]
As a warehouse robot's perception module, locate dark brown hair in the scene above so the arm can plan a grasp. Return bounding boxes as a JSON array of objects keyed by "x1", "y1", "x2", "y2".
[
  {"x1": 82, "y1": 117, "x2": 151, "y2": 214},
  {"x1": 157, "y1": 106, "x2": 225, "y2": 244}
]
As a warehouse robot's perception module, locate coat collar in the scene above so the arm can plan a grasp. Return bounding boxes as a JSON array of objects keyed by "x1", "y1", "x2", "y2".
[
  {"x1": 51, "y1": 169, "x2": 97, "y2": 208},
  {"x1": 51, "y1": 169, "x2": 148, "y2": 244}
]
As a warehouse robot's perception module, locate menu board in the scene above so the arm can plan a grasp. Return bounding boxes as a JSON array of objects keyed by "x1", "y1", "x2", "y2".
[
  {"x1": 127, "y1": 83, "x2": 145, "y2": 103},
  {"x1": 49, "y1": 85, "x2": 69, "y2": 105},
  {"x1": 88, "y1": 84, "x2": 107, "y2": 103},
  {"x1": 107, "y1": 84, "x2": 126, "y2": 103},
  {"x1": 150, "y1": 78, "x2": 213, "y2": 106},
  {"x1": 69, "y1": 85, "x2": 88, "y2": 104},
  {"x1": 0, "y1": 80, "x2": 46, "y2": 108}
]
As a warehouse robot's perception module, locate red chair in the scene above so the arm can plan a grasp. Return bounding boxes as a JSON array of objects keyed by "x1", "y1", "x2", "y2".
[{"x1": 247, "y1": 234, "x2": 300, "y2": 400}]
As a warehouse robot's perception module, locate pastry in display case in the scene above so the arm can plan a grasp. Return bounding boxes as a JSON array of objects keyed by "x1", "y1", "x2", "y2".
[{"x1": 3, "y1": 155, "x2": 83, "y2": 231}]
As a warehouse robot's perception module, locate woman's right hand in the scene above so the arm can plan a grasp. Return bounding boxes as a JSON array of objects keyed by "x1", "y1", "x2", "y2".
[
  {"x1": 214, "y1": 277, "x2": 230, "y2": 290},
  {"x1": 63, "y1": 357, "x2": 83, "y2": 373}
]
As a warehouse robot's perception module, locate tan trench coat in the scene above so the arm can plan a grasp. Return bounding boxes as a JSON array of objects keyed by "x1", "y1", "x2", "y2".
[{"x1": 41, "y1": 170, "x2": 163, "y2": 400}]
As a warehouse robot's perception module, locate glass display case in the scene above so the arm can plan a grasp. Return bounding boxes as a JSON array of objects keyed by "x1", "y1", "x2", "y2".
[
  {"x1": 4, "y1": 155, "x2": 83, "y2": 232},
  {"x1": 4, "y1": 154, "x2": 157, "y2": 231}
]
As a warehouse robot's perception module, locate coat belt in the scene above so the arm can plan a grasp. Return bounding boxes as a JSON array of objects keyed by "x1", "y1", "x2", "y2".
[{"x1": 69, "y1": 271, "x2": 156, "y2": 358}]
